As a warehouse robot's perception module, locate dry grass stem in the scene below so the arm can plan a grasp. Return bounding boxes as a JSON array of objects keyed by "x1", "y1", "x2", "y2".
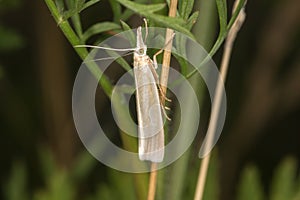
[
  {"x1": 147, "y1": 0, "x2": 178, "y2": 200},
  {"x1": 193, "y1": 1, "x2": 247, "y2": 200}
]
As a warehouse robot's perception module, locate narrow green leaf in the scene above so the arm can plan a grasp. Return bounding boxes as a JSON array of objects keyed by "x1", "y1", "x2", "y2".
[
  {"x1": 175, "y1": 33, "x2": 188, "y2": 75},
  {"x1": 270, "y1": 157, "x2": 298, "y2": 200},
  {"x1": 203, "y1": 151, "x2": 219, "y2": 200},
  {"x1": 106, "y1": 47, "x2": 133, "y2": 75},
  {"x1": 216, "y1": 0, "x2": 227, "y2": 34},
  {"x1": 119, "y1": 0, "x2": 149, "y2": 21},
  {"x1": 70, "y1": 151, "x2": 97, "y2": 182},
  {"x1": 119, "y1": 9, "x2": 134, "y2": 21},
  {"x1": 82, "y1": 22, "x2": 120, "y2": 42},
  {"x1": 62, "y1": 9, "x2": 77, "y2": 20},
  {"x1": 117, "y1": 0, "x2": 166, "y2": 13},
  {"x1": 120, "y1": 20, "x2": 135, "y2": 46},
  {"x1": 236, "y1": 165, "x2": 264, "y2": 200},
  {"x1": 0, "y1": 26, "x2": 24, "y2": 51},
  {"x1": 179, "y1": 0, "x2": 194, "y2": 19},
  {"x1": 37, "y1": 147, "x2": 56, "y2": 179},
  {"x1": 81, "y1": 0, "x2": 100, "y2": 11},
  {"x1": 75, "y1": 0, "x2": 85, "y2": 10},
  {"x1": 117, "y1": 0, "x2": 194, "y2": 38},
  {"x1": 55, "y1": 0, "x2": 65, "y2": 13},
  {"x1": 146, "y1": 14, "x2": 194, "y2": 38},
  {"x1": 186, "y1": 0, "x2": 247, "y2": 79},
  {"x1": 109, "y1": 0, "x2": 122, "y2": 22},
  {"x1": 227, "y1": 0, "x2": 246, "y2": 30},
  {"x1": 3, "y1": 162, "x2": 29, "y2": 200},
  {"x1": 61, "y1": 0, "x2": 100, "y2": 36},
  {"x1": 65, "y1": 0, "x2": 83, "y2": 38},
  {"x1": 45, "y1": 0, "x2": 113, "y2": 97},
  {"x1": 186, "y1": 11, "x2": 199, "y2": 30}
]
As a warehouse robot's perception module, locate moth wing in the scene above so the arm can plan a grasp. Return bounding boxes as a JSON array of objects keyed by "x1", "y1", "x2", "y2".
[{"x1": 134, "y1": 63, "x2": 164, "y2": 163}]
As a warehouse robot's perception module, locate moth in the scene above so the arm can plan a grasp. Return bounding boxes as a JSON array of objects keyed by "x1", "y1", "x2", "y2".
[{"x1": 76, "y1": 20, "x2": 173, "y2": 163}]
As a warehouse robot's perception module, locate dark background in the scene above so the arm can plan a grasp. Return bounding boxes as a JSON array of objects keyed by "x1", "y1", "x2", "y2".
[{"x1": 0, "y1": 0, "x2": 299, "y2": 199}]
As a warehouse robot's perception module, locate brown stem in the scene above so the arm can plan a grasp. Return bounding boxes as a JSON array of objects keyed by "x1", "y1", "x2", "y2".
[
  {"x1": 147, "y1": 0, "x2": 178, "y2": 200},
  {"x1": 194, "y1": 0, "x2": 246, "y2": 199}
]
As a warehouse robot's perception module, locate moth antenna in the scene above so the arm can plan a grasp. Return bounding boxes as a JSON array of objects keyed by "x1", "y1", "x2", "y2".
[
  {"x1": 143, "y1": 18, "x2": 148, "y2": 42},
  {"x1": 75, "y1": 45, "x2": 136, "y2": 52},
  {"x1": 83, "y1": 51, "x2": 134, "y2": 62}
]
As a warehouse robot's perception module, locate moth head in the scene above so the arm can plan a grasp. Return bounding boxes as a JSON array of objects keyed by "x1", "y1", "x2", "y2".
[
  {"x1": 136, "y1": 46, "x2": 147, "y2": 56},
  {"x1": 136, "y1": 27, "x2": 147, "y2": 56}
]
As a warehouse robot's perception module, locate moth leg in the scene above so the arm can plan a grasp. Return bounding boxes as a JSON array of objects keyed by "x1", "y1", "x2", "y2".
[
  {"x1": 164, "y1": 106, "x2": 171, "y2": 110},
  {"x1": 148, "y1": 59, "x2": 172, "y2": 102},
  {"x1": 152, "y1": 33, "x2": 175, "y2": 102},
  {"x1": 153, "y1": 48, "x2": 164, "y2": 69},
  {"x1": 158, "y1": 85, "x2": 172, "y2": 102},
  {"x1": 153, "y1": 33, "x2": 175, "y2": 69},
  {"x1": 161, "y1": 104, "x2": 171, "y2": 121}
]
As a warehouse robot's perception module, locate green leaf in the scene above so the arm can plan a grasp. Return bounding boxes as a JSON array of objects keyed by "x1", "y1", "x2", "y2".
[
  {"x1": 186, "y1": 0, "x2": 247, "y2": 79},
  {"x1": 109, "y1": 0, "x2": 122, "y2": 22},
  {"x1": 117, "y1": 0, "x2": 194, "y2": 38},
  {"x1": 270, "y1": 157, "x2": 298, "y2": 200},
  {"x1": 179, "y1": 0, "x2": 194, "y2": 19},
  {"x1": 70, "y1": 151, "x2": 97, "y2": 182},
  {"x1": 203, "y1": 152, "x2": 219, "y2": 200},
  {"x1": 120, "y1": 20, "x2": 135, "y2": 46},
  {"x1": 62, "y1": 0, "x2": 100, "y2": 22},
  {"x1": 147, "y1": 14, "x2": 194, "y2": 38},
  {"x1": 55, "y1": 0, "x2": 65, "y2": 13},
  {"x1": 119, "y1": 0, "x2": 149, "y2": 21},
  {"x1": 45, "y1": 0, "x2": 114, "y2": 96},
  {"x1": 37, "y1": 147, "x2": 56, "y2": 179},
  {"x1": 174, "y1": 33, "x2": 189, "y2": 75},
  {"x1": 65, "y1": 0, "x2": 83, "y2": 37},
  {"x1": 82, "y1": 22, "x2": 120, "y2": 42},
  {"x1": 106, "y1": 47, "x2": 133, "y2": 75},
  {"x1": 0, "y1": 26, "x2": 24, "y2": 51},
  {"x1": 34, "y1": 171, "x2": 75, "y2": 200},
  {"x1": 117, "y1": 0, "x2": 165, "y2": 13},
  {"x1": 236, "y1": 165, "x2": 264, "y2": 200},
  {"x1": 81, "y1": 0, "x2": 100, "y2": 11},
  {"x1": 186, "y1": 11, "x2": 199, "y2": 30},
  {"x1": 216, "y1": 0, "x2": 227, "y2": 34},
  {"x1": 227, "y1": 0, "x2": 246, "y2": 30},
  {"x1": 3, "y1": 162, "x2": 28, "y2": 200},
  {"x1": 119, "y1": 8, "x2": 134, "y2": 21},
  {"x1": 75, "y1": 0, "x2": 85, "y2": 10}
]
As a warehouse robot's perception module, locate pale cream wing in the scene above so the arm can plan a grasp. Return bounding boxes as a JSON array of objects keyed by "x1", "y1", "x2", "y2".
[{"x1": 134, "y1": 60, "x2": 164, "y2": 163}]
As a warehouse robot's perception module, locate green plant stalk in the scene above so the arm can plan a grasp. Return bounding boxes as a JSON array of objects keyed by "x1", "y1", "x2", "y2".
[
  {"x1": 44, "y1": 0, "x2": 113, "y2": 97},
  {"x1": 186, "y1": 0, "x2": 246, "y2": 79},
  {"x1": 44, "y1": 1, "x2": 149, "y2": 198},
  {"x1": 65, "y1": 0, "x2": 83, "y2": 37}
]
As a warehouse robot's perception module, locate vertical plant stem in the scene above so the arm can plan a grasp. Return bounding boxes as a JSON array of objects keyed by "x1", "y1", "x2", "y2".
[
  {"x1": 160, "y1": 0, "x2": 178, "y2": 94},
  {"x1": 193, "y1": 1, "x2": 246, "y2": 200},
  {"x1": 44, "y1": 1, "x2": 149, "y2": 198},
  {"x1": 44, "y1": 0, "x2": 113, "y2": 96},
  {"x1": 147, "y1": 163, "x2": 158, "y2": 200},
  {"x1": 147, "y1": 0, "x2": 178, "y2": 200}
]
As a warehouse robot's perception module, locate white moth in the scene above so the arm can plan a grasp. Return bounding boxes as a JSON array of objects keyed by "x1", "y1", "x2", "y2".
[
  {"x1": 76, "y1": 20, "x2": 172, "y2": 163},
  {"x1": 134, "y1": 26, "x2": 165, "y2": 162}
]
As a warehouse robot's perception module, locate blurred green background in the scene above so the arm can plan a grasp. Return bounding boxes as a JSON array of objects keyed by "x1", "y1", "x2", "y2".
[{"x1": 0, "y1": 0, "x2": 299, "y2": 199}]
